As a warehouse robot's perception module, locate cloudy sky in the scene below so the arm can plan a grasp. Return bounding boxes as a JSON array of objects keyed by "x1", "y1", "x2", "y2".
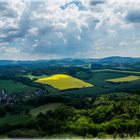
[{"x1": 0, "y1": 0, "x2": 140, "y2": 60}]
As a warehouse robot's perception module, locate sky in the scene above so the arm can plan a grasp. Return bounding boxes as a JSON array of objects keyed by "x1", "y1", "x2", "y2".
[{"x1": 0, "y1": 0, "x2": 140, "y2": 60}]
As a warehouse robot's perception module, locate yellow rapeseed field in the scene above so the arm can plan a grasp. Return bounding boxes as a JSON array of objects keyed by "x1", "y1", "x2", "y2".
[
  {"x1": 35, "y1": 74, "x2": 93, "y2": 90},
  {"x1": 106, "y1": 75, "x2": 140, "y2": 83}
]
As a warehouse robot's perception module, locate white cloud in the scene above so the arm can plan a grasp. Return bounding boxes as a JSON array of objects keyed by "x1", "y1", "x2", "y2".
[
  {"x1": 135, "y1": 39, "x2": 140, "y2": 44},
  {"x1": 55, "y1": 32, "x2": 64, "y2": 39},
  {"x1": 28, "y1": 27, "x2": 39, "y2": 35},
  {"x1": 119, "y1": 41, "x2": 127, "y2": 47},
  {"x1": 5, "y1": 47, "x2": 20, "y2": 54},
  {"x1": 107, "y1": 29, "x2": 117, "y2": 36},
  {"x1": 0, "y1": 0, "x2": 140, "y2": 59},
  {"x1": 0, "y1": 42, "x2": 9, "y2": 47}
]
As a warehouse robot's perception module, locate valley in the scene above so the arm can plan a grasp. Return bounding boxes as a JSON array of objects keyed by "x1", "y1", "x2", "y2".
[{"x1": 0, "y1": 57, "x2": 139, "y2": 138}]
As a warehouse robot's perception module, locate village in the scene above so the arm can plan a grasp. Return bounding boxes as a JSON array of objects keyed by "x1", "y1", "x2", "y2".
[{"x1": 0, "y1": 89, "x2": 46, "y2": 105}]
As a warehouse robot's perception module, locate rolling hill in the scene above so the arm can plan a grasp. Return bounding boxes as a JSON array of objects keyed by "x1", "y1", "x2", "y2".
[{"x1": 35, "y1": 74, "x2": 93, "y2": 90}]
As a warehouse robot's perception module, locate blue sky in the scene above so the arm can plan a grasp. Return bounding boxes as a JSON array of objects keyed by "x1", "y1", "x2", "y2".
[{"x1": 0, "y1": 0, "x2": 140, "y2": 60}]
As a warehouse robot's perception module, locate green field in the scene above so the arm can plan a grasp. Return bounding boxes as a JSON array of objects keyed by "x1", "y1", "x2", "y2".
[
  {"x1": 30, "y1": 103, "x2": 63, "y2": 117},
  {"x1": 106, "y1": 76, "x2": 140, "y2": 83},
  {"x1": 88, "y1": 71, "x2": 128, "y2": 84},
  {"x1": 0, "y1": 80, "x2": 37, "y2": 94},
  {"x1": 93, "y1": 69, "x2": 140, "y2": 75},
  {"x1": 75, "y1": 71, "x2": 89, "y2": 79},
  {"x1": 0, "y1": 114, "x2": 32, "y2": 126}
]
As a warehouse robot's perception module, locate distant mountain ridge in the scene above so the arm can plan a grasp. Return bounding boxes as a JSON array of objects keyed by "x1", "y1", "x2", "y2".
[
  {"x1": 97, "y1": 56, "x2": 140, "y2": 64},
  {"x1": 0, "y1": 56, "x2": 140, "y2": 66}
]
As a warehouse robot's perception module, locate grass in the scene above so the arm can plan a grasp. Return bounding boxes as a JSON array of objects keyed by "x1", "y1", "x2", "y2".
[
  {"x1": 106, "y1": 76, "x2": 140, "y2": 83},
  {"x1": 0, "y1": 114, "x2": 32, "y2": 126},
  {"x1": 0, "y1": 80, "x2": 37, "y2": 94},
  {"x1": 30, "y1": 103, "x2": 63, "y2": 117},
  {"x1": 88, "y1": 71, "x2": 127, "y2": 85},
  {"x1": 35, "y1": 74, "x2": 93, "y2": 90},
  {"x1": 75, "y1": 71, "x2": 89, "y2": 79},
  {"x1": 46, "y1": 133, "x2": 84, "y2": 138},
  {"x1": 93, "y1": 69, "x2": 140, "y2": 75}
]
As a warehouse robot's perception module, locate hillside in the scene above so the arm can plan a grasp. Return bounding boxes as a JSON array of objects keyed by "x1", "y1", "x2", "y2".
[{"x1": 35, "y1": 74, "x2": 93, "y2": 90}]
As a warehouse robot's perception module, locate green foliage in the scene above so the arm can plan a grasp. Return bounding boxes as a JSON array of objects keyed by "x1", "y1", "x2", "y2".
[
  {"x1": 66, "y1": 116, "x2": 92, "y2": 136},
  {"x1": 0, "y1": 93, "x2": 139, "y2": 138},
  {"x1": 35, "y1": 106, "x2": 75, "y2": 134}
]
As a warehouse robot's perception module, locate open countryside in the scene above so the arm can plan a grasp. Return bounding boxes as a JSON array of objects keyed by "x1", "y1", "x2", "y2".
[
  {"x1": 1, "y1": 0, "x2": 140, "y2": 138},
  {"x1": 0, "y1": 58, "x2": 140, "y2": 138}
]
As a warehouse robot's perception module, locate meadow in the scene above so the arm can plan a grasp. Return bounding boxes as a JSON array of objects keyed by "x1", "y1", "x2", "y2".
[
  {"x1": 93, "y1": 69, "x2": 140, "y2": 75},
  {"x1": 0, "y1": 114, "x2": 32, "y2": 126},
  {"x1": 35, "y1": 74, "x2": 93, "y2": 90},
  {"x1": 30, "y1": 103, "x2": 63, "y2": 117}
]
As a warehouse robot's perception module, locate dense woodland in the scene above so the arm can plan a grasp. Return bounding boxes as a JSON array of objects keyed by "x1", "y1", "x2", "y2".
[{"x1": 0, "y1": 93, "x2": 139, "y2": 138}]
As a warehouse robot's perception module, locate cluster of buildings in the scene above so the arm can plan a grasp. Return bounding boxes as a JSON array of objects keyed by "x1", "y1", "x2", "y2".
[{"x1": 0, "y1": 89, "x2": 46, "y2": 105}]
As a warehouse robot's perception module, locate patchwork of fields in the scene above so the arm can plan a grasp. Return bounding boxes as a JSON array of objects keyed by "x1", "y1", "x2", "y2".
[
  {"x1": 1, "y1": 69, "x2": 140, "y2": 95},
  {"x1": 0, "y1": 66, "x2": 140, "y2": 138}
]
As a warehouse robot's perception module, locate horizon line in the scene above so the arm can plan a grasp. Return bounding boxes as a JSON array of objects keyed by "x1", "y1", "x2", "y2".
[{"x1": 0, "y1": 56, "x2": 140, "y2": 61}]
